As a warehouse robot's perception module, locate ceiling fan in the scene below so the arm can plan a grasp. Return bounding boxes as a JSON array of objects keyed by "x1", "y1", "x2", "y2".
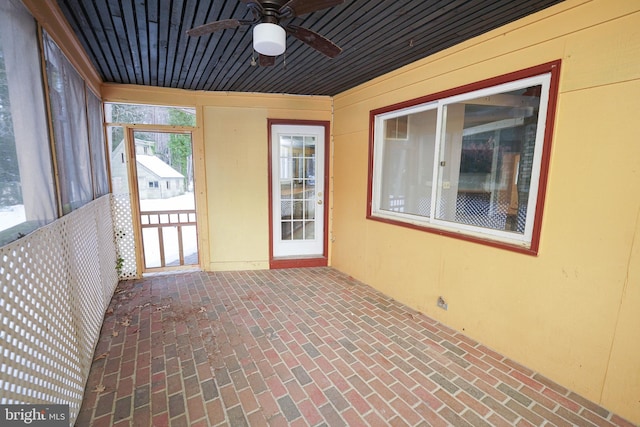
[{"x1": 186, "y1": 0, "x2": 344, "y2": 66}]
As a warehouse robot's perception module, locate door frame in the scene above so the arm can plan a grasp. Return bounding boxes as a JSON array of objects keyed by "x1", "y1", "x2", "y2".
[
  {"x1": 124, "y1": 124, "x2": 206, "y2": 274},
  {"x1": 267, "y1": 119, "x2": 330, "y2": 269}
]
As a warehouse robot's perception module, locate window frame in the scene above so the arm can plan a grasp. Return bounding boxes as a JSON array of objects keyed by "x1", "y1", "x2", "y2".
[{"x1": 367, "y1": 61, "x2": 561, "y2": 255}]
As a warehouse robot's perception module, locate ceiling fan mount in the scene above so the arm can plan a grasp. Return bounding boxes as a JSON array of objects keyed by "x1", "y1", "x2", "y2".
[{"x1": 186, "y1": 0, "x2": 344, "y2": 66}]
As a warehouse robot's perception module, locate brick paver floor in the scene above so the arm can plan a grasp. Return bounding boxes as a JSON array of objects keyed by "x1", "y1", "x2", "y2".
[{"x1": 76, "y1": 268, "x2": 636, "y2": 426}]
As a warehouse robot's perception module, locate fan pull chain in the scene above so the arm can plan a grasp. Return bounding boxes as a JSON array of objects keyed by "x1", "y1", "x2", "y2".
[{"x1": 250, "y1": 49, "x2": 257, "y2": 66}]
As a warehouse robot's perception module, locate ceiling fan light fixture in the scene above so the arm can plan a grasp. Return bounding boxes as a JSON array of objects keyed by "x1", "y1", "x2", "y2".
[{"x1": 253, "y1": 23, "x2": 286, "y2": 56}]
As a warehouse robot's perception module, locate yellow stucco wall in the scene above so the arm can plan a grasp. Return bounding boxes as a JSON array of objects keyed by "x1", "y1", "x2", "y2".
[
  {"x1": 332, "y1": 0, "x2": 640, "y2": 422},
  {"x1": 202, "y1": 99, "x2": 331, "y2": 271}
]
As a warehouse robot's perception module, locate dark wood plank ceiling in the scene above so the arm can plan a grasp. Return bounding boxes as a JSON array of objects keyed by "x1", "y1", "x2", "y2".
[{"x1": 55, "y1": 0, "x2": 565, "y2": 96}]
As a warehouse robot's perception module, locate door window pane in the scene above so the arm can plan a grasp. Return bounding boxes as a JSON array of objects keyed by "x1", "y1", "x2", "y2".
[
  {"x1": 281, "y1": 222, "x2": 292, "y2": 240},
  {"x1": 279, "y1": 134, "x2": 317, "y2": 242},
  {"x1": 305, "y1": 221, "x2": 315, "y2": 239}
]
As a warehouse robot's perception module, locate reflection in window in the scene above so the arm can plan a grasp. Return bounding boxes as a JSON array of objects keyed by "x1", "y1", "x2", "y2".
[
  {"x1": 379, "y1": 108, "x2": 437, "y2": 217},
  {"x1": 279, "y1": 135, "x2": 316, "y2": 241},
  {"x1": 437, "y1": 87, "x2": 542, "y2": 234},
  {"x1": 385, "y1": 115, "x2": 409, "y2": 140},
  {"x1": 370, "y1": 64, "x2": 558, "y2": 252}
]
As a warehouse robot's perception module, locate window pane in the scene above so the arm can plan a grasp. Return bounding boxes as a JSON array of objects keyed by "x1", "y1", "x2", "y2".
[
  {"x1": 379, "y1": 109, "x2": 437, "y2": 216},
  {"x1": 0, "y1": 0, "x2": 57, "y2": 245},
  {"x1": 305, "y1": 221, "x2": 315, "y2": 239},
  {"x1": 370, "y1": 65, "x2": 556, "y2": 251},
  {"x1": 306, "y1": 198, "x2": 316, "y2": 220},
  {"x1": 104, "y1": 103, "x2": 196, "y2": 126},
  {"x1": 436, "y1": 86, "x2": 542, "y2": 234},
  {"x1": 281, "y1": 221, "x2": 292, "y2": 240},
  {"x1": 385, "y1": 116, "x2": 409, "y2": 139},
  {"x1": 44, "y1": 32, "x2": 93, "y2": 214},
  {"x1": 108, "y1": 125, "x2": 131, "y2": 195},
  {"x1": 87, "y1": 88, "x2": 109, "y2": 197}
]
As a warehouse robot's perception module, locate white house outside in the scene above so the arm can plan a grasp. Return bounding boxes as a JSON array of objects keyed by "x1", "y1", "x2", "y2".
[{"x1": 111, "y1": 139, "x2": 186, "y2": 199}]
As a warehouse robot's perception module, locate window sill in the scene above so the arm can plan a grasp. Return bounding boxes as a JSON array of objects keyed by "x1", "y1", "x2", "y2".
[{"x1": 366, "y1": 214, "x2": 538, "y2": 256}]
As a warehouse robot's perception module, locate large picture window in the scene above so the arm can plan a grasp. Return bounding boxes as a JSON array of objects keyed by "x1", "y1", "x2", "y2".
[{"x1": 368, "y1": 62, "x2": 560, "y2": 253}]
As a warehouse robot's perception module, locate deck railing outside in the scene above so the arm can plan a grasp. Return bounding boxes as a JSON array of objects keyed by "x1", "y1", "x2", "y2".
[{"x1": 140, "y1": 209, "x2": 198, "y2": 268}]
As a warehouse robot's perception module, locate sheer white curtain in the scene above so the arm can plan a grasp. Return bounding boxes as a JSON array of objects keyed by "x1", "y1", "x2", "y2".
[
  {"x1": 0, "y1": 0, "x2": 57, "y2": 242},
  {"x1": 43, "y1": 32, "x2": 93, "y2": 214}
]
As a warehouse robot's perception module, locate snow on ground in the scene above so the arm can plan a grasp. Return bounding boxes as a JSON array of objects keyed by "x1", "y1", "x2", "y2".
[
  {"x1": 140, "y1": 192, "x2": 198, "y2": 268},
  {"x1": 140, "y1": 192, "x2": 195, "y2": 211},
  {"x1": 0, "y1": 205, "x2": 26, "y2": 232}
]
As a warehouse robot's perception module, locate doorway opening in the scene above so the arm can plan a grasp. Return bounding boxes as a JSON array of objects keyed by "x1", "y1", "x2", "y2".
[
  {"x1": 105, "y1": 103, "x2": 204, "y2": 277},
  {"x1": 129, "y1": 129, "x2": 199, "y2": 272}
]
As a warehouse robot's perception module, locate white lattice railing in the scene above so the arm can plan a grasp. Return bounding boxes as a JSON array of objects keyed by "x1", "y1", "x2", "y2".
[
  {"x1": 0, "y1": 195, "x2": 118, "y2": 425},
  {"x1": 111, "y1": 194, "x2": 138, "y2": 280}
]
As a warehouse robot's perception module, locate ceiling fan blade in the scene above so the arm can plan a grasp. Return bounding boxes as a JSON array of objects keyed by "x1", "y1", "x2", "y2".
[
  {"x1": 186, "y1": 19, "x2": 247, "y2": 37},
  {"x1": 285, "y1": 25, "x2": 342, "y2": 58},
  {"x1": 259, "y1": 55, "x2": 276, "y2": 67},
  {"x1": 279, "y1": 0, "x2": 344, "y2": 17}
]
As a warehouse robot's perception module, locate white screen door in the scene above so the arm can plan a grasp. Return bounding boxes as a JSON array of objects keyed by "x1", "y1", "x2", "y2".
[{"x1": 271, "y1": 124, "x2": 325, "y2": 258}]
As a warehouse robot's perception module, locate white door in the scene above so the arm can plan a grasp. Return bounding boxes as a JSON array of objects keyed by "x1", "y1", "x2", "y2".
[{"x1": 271, "y1": 124, "x2": 325, "y2": 258}]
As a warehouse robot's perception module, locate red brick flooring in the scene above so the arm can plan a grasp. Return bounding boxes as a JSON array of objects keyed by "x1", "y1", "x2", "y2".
[{"x1": 76, "y1": 268, "x2": 635, "y2": 426}]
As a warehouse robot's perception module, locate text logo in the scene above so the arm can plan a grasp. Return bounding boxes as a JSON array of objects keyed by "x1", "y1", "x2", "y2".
[{"x1": 0, "y1": 405, "x2": 69, "y2": 426}]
